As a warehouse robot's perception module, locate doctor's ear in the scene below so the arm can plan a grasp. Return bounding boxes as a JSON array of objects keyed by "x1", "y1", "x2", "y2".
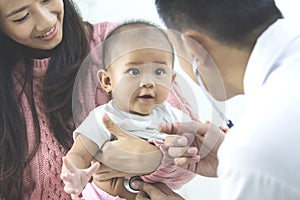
[
  {"x1": 181, "y1": 30, "x2": 212, "y2": 65},
  {"x1": 97, "y1": 69, "x2": 112, "y2": 94}
]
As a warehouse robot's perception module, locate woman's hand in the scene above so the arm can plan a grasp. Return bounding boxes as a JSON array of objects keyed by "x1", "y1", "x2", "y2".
[
  {"x1": 60, "y1": 157, "x2": 100, "y2": 199},
  {"x1": 132, "y1": 180, "x2": 184, "y2": 200},
  {"x1": 97, "y1": 114, "x2": 163, "y2": 174},
  {"x1": 160, "y1": 121, "x2": 225, "y2": 177}
]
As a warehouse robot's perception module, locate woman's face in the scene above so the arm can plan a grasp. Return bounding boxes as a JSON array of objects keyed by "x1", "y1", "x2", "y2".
[{"x1": 0, "y1": 0, "x2": 64, "y2": 50}]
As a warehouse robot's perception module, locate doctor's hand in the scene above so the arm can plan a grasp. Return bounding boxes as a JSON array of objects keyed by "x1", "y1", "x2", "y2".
[
  {"x1": 98, "y1": 114, "x2": 162, "y2": 174},
  {"x1": 132, "y1": 180, "x2": 184, "y2": 200},
  {"x1": 160, "y1": 121, "x2": 225, "y2": 177}
]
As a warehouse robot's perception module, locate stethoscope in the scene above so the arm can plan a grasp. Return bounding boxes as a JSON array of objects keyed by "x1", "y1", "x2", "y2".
[
  {"x1": 192, "y1": 58, "x2": 234, "y2": 129},
  {"x1": 125, "y1": 176, "x2": 142, "y2": 193}
]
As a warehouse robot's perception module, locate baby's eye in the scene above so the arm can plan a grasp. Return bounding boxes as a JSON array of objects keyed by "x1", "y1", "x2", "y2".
[
  {"x1": 154, "y1": 68, "x2": 165, "y2": 76},
  {"x1": 128, "y1": 68, "x2": 140, "y2": 76}
]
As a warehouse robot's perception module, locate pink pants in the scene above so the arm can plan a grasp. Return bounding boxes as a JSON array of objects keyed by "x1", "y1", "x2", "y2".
[{"x1": 82, "y1": 182, "x2": 126, "y2": 200}]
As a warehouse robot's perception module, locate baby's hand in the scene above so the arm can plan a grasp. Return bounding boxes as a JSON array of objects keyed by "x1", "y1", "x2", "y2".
[{"x1": 60, "y1": 157, "x2": 100, "y2": 198}]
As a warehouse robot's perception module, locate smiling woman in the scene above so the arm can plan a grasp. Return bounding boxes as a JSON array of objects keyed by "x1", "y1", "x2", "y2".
[
  {"x1": 0, "y1": 0, "x2": 113, "y2": 199},
  {"x1": 0, "y1": 0, "x2": 64, "y2": 50}
]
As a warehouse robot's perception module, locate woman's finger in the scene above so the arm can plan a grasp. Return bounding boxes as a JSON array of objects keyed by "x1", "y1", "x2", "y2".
[{"x1": 102, "y1": 113, "x2": 137, "y2": 139}]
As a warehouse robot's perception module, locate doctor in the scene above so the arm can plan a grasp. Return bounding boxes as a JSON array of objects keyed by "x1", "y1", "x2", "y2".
[{"x1": 124, "y1": 0, "x2": 300, "y2": 199}]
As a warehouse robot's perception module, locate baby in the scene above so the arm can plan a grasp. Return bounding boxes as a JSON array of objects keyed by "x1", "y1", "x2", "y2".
[{"x1": 61, "y1": 20, "x2": 195, "y2": 200}]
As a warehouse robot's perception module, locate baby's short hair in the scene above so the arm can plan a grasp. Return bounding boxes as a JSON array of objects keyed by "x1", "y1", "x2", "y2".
[{"x1": 102, "y1": 19, "x2": 174, "y2": 69}]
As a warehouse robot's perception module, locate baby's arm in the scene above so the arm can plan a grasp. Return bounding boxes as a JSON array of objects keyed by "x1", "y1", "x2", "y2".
[
  {"x1": 65, "y1": 134, "x2": 99, "y2": 168},
  {"x1": 61, "y1": 134, "x2": 100, "y2": 197}
]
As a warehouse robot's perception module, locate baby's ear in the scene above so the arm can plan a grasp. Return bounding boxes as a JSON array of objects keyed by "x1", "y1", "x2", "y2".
[
  {"x1": 172, "y1": 72, "x2": 177, "y2": 82},
  {"x1": 97, "y1": 69, "x2": 112, "y2": 94}
]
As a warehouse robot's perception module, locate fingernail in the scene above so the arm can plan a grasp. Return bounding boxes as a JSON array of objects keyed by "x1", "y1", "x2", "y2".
[
  {"x1": 193, "y1": 155, "x2": 201, "y2": 162},
  {"x1": 177, "y1": 137, "x2": 187, "y2": 145},
  {"x1": 188, "y1": 147, "x2": 197, "y2": 154},
  {"x1": 131, "y1": 180, "x2": 140, "y2": 189},
  {"x1": 103, "y1": 114, "x2": 109, "y2": 122}
]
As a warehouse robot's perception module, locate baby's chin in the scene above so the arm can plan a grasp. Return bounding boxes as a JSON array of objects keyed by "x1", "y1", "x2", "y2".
[
  {"x1": 129, "y1": 110, "x2": 151, "y2": 116},
  {"x1": 129, "y1": 106, "x2": 157, "y2": 116}
]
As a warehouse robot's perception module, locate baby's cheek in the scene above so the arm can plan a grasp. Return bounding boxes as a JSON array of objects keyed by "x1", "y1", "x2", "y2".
[{"x1": 113, "y1": 77, "x2": 138, "y2": 96}]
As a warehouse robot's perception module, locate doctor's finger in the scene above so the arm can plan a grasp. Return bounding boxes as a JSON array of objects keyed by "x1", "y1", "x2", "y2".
[
  {"x1": 160, "y1": 122, "x2": 198, "y2": 135},
  {"x1": 135, "y1": 191, "x2": 150, "y2": 200},
  {"x1": 134, "y1": 181, "x2": 165, "y2": 198},
  {"x1": 175, "y1": 156, "x2": 200, "y2": 169},
  {"x1": 159, "y1": 122, "x2": 178, "y2": 134},
  {"x1": 164, "y1": 133, "x2": 196, "y2": 147},
  {"x1": 168, "y1": 146, "x2": 199, "y2": 158},
  {"x1": 168, "y1": 146, "x2": 189, "y2": 157}
]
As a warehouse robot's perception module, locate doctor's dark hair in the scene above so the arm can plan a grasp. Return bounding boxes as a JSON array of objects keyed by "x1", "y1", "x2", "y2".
[
  {"x1": 0, "y1": 0, "x2": 93, "y2": 198},
  {"x1": 155, "y1": 0, "x2": 282, "y2": 48},
  {"x1": 102, "y1": 20, "x2": 174, "y2": 69}
]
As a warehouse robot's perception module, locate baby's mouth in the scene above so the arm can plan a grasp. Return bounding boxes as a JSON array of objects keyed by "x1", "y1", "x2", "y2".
[{"x1": 137, "y1": 94, "x2": 154, "y2": 99}]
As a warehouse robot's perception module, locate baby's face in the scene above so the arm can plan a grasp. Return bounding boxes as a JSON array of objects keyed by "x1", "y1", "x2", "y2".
[{"x1": 108, "y1": 48, "x2": 174, "y2": 115}]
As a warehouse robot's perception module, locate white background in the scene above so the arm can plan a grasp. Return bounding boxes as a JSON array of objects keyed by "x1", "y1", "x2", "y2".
[{"x1": 72, "y1": 0, "x2": 300, "y2": 199}]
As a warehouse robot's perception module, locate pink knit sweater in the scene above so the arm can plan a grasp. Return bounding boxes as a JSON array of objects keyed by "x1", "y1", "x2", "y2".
[
  {"x1": 19, "y1": 22, "x2": 116, "y2": 200},
  {"x1": 18, "y1": 22, "x2": 198, "y2": 199}
]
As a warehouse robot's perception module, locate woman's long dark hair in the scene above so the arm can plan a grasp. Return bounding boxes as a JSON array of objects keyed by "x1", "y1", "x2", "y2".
[{"x1": 0, "y1": 0, "x2": 93, "y2": 199}]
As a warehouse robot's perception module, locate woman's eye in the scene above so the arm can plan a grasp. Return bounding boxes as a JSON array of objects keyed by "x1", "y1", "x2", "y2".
[
  {"x1": 128, "y1": 68, "x2": 140, "y2": 76},
  {"x1": 155, "y1": 68, "x2": 165, "y2": 76},
  {"x1": 13, "y1": 13, "x2": 29, "y2": 23}
]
